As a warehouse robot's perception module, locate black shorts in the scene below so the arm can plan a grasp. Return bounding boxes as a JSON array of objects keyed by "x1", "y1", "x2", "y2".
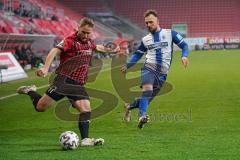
[{"x1": 46, "y1": 74, "x2": 89, "y2": 102}]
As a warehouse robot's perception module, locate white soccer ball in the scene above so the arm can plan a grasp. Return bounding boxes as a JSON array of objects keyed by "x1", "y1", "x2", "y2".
[{"x1": 59, "y1": 131, "x2": 80, "y2": 150}]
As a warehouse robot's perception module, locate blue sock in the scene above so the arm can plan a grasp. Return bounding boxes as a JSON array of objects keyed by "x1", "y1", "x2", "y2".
[
  {"x1": 129, "y1": 98, "x2": 140, "y2": 110},
  {"x1": 129, "y1": 88, "x2": 158, "y2": 110},
  {"x1": 139, "y1": 90, "x2": 153, "y2": 117}
]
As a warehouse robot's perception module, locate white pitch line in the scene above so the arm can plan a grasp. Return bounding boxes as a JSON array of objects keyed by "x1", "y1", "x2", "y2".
[
  {"x1": 0, "y1": 84, "x2": 50, "y2": 101},
  {"x1": 0, "y1": 93, "x2": 18, "y2": 100},
  {"x1": 0, "y1": 64, "x2": 122, "y2": 101}
]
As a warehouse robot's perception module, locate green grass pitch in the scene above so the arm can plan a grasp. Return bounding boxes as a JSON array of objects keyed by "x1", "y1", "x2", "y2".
[{"x1": 0, "y1": 50, "x2": 240, "y2": 160}]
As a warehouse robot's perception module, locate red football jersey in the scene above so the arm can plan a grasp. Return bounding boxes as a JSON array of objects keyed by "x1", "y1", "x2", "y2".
[{"x1": 55, "y1": 32, "x2": 96, "y2": 85}]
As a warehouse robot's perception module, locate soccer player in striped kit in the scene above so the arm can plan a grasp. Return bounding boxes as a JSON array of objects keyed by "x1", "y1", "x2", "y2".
[
  {"x1": 121, "y1": 10, "x2": 189, "y2": 129},
  {"x1": 17, "y1": 17, "x2": 119, "y2": 146}
]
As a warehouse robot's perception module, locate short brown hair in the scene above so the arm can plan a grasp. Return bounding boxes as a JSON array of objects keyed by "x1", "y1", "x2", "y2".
[
  {"x1": 144, "y1": 9, "x2": 158, "y2": 18},
  {"x1": 79, "y1": 17, "x2": 94, "y2": 27}
]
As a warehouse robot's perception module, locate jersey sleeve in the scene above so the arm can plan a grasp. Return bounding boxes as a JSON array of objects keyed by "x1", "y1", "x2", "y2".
[
  {"x1": 172, "y1": 30, "x2": 189, "y2": 57},
  {"x1": 172, "y1": 30, "x2": 184, "y2": 45},
  {"x1": 136, "y1": 41, "x2": 147, "y2": 54},
  {"x1": 55, "y1": 38, "x2": 72, "y2": 53},
  {"x1": 126, "y1": 41, "x2": 146, "y2": 68}
]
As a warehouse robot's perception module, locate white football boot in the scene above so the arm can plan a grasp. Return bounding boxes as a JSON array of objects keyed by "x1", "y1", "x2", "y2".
[
  {"x1": 17, "y1": 85, "x2": 37, "y2": 94},
  {"x1": 81, "y1": 138, "x2": 104, "y2": 146},
  {"x1": 137, "y1": 115, "x2": 150, "y2": 129}
]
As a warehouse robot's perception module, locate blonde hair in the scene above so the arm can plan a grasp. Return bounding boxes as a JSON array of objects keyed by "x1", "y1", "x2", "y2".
[
  {"x1": 79, "y1": 17, "x2": 94, "y2": 27},
  {"x1": 144, "y1": 9, "x2": 158, "y2": 18}
]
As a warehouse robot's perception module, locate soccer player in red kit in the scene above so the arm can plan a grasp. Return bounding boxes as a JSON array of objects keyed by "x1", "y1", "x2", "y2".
[{"x1": 17, "y1": 18, "x2": 119, "y2": 146}]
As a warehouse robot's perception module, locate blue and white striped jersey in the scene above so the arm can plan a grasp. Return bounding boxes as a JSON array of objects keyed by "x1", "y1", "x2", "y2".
[{"x1": 127, "y1": 29, "x2": 188, "y2": 74}]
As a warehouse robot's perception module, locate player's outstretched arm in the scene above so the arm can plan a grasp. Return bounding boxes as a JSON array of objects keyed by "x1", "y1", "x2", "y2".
[
  {"x1": 179, "y1": 42, "x2": 189, "y2": 68},
  {"x1": 36, "y1": 48, "x2": 61, "y2": 77},
  {"x1": 121, "y1": 41, "x2": 146, "y2": 74},
  {"x1": 171, "y1": 30, "x2": 189, "y2": 68},
  {"x1": 95, "y1": 44, "x2": 120, "y2": 53},
  {"x1": 121, "y1": 51, "x2": 144, "y2": 74}
]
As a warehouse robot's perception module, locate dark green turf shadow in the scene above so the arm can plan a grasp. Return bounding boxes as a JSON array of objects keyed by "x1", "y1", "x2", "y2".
[
  {"x1": 21, "y1": 148, "x2": 62, "y2": 152},
  {"x1": 0, "y1": 143, "x2": 57, "y2": 147}
]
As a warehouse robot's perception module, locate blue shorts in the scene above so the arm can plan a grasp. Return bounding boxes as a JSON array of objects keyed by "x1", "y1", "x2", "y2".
[{"x1": 141, "y1": 67, "x2": 166, "y2": 87}]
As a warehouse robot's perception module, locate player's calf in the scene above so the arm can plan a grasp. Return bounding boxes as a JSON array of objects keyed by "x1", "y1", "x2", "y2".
[
  {"x1": 17, "y1": 85, "x2": 54, "y2": 112},
  {"x1": 78, "y1": 112, "x2": 91, "y2": 139},
  {"x1": 17, "y1": 85, "x2": 42, "y2": 111}
]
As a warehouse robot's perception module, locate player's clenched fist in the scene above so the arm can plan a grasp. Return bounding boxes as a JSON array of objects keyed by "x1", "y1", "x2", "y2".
[
  {"x1": 181, "y1": 57, "x2": 189, "y2": 68},
  {"x1": 36, "y1": 68, "x2": 48, "y2": 77}
]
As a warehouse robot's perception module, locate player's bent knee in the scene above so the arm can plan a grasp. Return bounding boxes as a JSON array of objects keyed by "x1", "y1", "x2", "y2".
[
  {"x1": 79, "y1": 106, "x2": 91, "y2": 112},
  {"x1": 142, "y1": 84, "x2": 153, "y2": 91},
  {"x1": 36, "y1": 102, "x2": 48, "y2": 112},
  {"x1": 74, "y1": 100, "x2": 91, "y2": 112}
]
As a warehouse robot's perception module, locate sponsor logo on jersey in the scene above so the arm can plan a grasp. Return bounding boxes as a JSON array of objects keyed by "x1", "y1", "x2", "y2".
[{"x1": 147, "y1": 42, "x2": 168, "y2": 50}]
